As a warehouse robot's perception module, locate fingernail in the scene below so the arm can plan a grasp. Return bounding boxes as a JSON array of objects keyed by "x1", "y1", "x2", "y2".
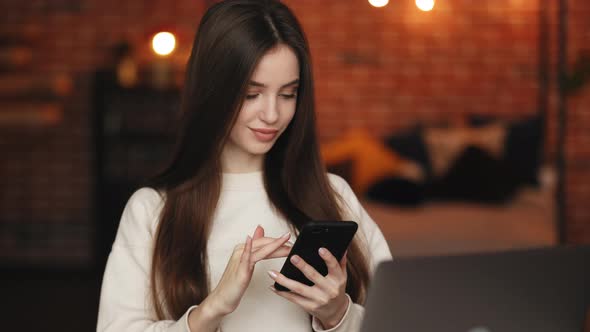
[
  {"x1": 267, "y1": 270, "x2": 277, "y2": 279},
  {"x1": 269, "y1": 286, "x2": 277, "y2": 292},
  {"x1": 290, "y1": 255, "x2": 300, "y2": 264},
  {"x1": 285, "y1": 241, "x2": 294, "y2": 247},
  {"x1": 319, "y1": 247, "x2": 327, "y2": 256},
  {"x1": 281, "y1": 232, "x2": 290, "y2": 238}
]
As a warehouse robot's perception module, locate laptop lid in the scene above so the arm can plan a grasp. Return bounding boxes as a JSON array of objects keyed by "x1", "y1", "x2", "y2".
[{"x1": 361, "y1": 246, "x2": 590, "y2": 332}]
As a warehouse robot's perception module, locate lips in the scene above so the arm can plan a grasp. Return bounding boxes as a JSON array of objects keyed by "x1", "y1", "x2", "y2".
[
  {"x1": 251, "y1": 128, "x2": 278, "y2": 134},
  {"x1": 250, "y1": 128, "x2": 279, "y2": 142}
]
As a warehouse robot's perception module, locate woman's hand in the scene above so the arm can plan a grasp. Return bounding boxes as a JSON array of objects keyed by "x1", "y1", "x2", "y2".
[
  {"x1": 268, "y1": 248, "x2": 350, "y2": 330},
  {"x1": 201, "y1": 226, "x2": 291, "y2": 316}
]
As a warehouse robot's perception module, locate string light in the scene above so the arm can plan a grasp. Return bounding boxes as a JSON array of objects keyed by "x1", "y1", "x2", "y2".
[
  {"x1": 368, "y1": 0, "x2": 389, "y2": 8},
  {"x1": 416, "y1": 0, "x2": 435, "y2": 11},
  {"x1": 152, "y1": 32, "x2": 176, "y2": 56}
]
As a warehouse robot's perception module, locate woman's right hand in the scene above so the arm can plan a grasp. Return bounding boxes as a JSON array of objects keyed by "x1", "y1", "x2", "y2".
[
  {"x1": 188, "y1": 226, "x2": 291, "y2": 331},
  {"x1": 205, "y1": 226, "x2": 292, "y2": 316}
]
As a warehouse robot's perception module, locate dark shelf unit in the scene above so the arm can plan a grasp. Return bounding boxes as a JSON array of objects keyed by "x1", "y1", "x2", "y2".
[{"x1": 93, "y1": 71, "x2": 180, "y2": 271}]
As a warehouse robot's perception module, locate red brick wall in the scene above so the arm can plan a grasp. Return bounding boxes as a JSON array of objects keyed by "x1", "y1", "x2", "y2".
[
  {"x1": 565, "y1": 0, "x2": 590, "y2": 244},
  {"x1": 1, "y1": 0, "x2": 589, "y2": 265},
  {"x1": 289, "y1": 0, "x2": 542, "y2": 139}
]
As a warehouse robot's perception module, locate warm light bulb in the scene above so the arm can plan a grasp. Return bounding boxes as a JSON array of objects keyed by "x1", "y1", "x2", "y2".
[
  {"x1": 152, "y1": 32, "x2": 176, "y2": 56},
  {"x1": 416, "y1": 0, "x2": 435, "y2": 11},
  {"x1": 368, "y1": 0, "x2": 389, "y2": 8}
]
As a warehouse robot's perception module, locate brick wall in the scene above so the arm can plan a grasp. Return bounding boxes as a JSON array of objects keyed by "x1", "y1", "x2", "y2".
[
  {"x1": 291, "y1": 0, "x2": 542, "y2": 139},
  {"x1": 564, "y1": 0, "x2": 590, "y2": 244},
  {"x1": 0, "y1": 0, "x2": 209, "y2": 266},
  {"x1": 0, "y1": 0, "x2": 588, "y2": 266}
]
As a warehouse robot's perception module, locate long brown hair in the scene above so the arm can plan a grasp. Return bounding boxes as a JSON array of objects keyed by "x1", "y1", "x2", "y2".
[{"x1": 148, "y1": 0, "x2": 370, "y2": 320}]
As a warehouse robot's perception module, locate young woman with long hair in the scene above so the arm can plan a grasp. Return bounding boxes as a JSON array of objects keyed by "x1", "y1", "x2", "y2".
[{"x1": 97, "y1": 1, "x2": 391, "y2": 331}]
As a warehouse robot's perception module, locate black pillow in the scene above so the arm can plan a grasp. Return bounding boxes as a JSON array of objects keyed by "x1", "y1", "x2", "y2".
[
  {"x1": 426, "y1": 146, "x2": 519, "y2": 204},
  {"x1": 503, "y1": 115, "x2": 543, "y2": 186},
  {"x1": 468, "y1": 113, "x2": 543, "y2": 187},
  {"x1": 384, "y1": 126, "x2": 432, "y2": 179}
]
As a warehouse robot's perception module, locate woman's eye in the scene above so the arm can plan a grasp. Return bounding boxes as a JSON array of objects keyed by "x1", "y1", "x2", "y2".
[{"x1": 245, "y1": 92, "x2": 297, "y2": 100}]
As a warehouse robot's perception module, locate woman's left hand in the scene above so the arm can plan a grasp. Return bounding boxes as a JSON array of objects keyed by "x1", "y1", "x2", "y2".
[{"x1": 268, "y1": 248, "x2": 349, "y2": 330}]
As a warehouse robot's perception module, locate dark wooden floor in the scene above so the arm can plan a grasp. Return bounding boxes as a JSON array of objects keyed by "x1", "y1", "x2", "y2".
[{"x1": 2, "y1": 269, "x2": 102, "y2": 331}]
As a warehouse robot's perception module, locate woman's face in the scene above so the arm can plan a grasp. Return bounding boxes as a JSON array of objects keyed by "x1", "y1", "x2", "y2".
[{"x1": 222, "y1": 44, "x2": 300, "y2": 172}]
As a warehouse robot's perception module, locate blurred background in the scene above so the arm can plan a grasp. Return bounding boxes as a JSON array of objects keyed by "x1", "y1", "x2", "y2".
[{"x1": 1, "y1": 0, "x2": 589, "y2": 330}]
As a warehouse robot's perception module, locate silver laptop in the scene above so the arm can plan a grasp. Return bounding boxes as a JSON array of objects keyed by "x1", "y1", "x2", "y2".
[{"x1": 361, "y1": 246, "x2": 590, "y2": 332}]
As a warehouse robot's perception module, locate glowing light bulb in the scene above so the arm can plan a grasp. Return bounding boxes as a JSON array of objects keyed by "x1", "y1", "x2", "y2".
[
  {"x1": 368, "y1": 0, "x2": 389, "y2": 8},
  {"x1": 152, "y1": 32, "x2": 176, "y2": 56},
  {"x1": 416, "y1": 0, "x2": 435, "y2": 11}
]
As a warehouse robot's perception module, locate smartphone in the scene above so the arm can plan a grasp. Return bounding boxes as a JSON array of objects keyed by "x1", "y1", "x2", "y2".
[{"x1": 274, "y1": 221, "x2": 358, "y2": 292}]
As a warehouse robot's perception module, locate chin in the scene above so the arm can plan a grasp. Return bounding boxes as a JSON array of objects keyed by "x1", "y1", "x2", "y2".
[
  {"x1": 247, "y1": 146, "x2": 273, "y2": 155},
  {"x1": 246, "y1": 141, "x2": 275, "y2": 155}
]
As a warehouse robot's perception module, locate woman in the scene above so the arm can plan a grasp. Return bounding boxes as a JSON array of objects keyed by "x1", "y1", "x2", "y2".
[{"x1": 97, "y1": 1, "x2": 391, "y2": 331}]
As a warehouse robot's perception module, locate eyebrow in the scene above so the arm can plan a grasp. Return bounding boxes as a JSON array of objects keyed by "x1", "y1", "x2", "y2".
[{"x1": 248, "y1": 79, "x2": 299, "y2": 88}]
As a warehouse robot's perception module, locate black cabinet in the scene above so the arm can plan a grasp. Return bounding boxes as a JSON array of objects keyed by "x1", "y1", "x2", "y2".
[{"x1": 93, "y1": 72, "x2": 180, "y2": 269}]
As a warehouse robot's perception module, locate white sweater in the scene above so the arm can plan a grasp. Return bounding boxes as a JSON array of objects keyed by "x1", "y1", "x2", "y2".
[{"x1": 97, "y1": 172, "x2": 392, "y2": 332}]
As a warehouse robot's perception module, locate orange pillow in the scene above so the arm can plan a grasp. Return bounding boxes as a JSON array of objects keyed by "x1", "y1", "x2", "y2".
[{"x1": 321, "y1": 128, "x2": 402, "y2": 194}]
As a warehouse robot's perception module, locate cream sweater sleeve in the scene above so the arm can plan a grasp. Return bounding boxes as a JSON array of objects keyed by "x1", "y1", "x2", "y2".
[
  {"x1": 97, "y1": 188, "x2": 197, "y2": 332},
  {"x1": 310, "y1": 174, "x2": 393, "y2": 332}
]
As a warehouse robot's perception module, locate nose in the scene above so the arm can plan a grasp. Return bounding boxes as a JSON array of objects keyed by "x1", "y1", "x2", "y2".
[{"x1": 259, "y1": 96, "x2": 279, "y2": 124}]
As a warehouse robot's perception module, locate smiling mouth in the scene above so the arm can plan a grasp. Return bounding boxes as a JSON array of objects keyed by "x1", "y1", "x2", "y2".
[
  {"x1": 250, "y1": 128, "x2": 279, "y2": 142},
  {"x1": 251, "y1": 128, "x2": 279, "y2": 134}
]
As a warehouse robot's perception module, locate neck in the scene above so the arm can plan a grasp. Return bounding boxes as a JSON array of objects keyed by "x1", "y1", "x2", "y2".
[{"x1": 220, "y1": 148, "x2": 264, "y2": 174}]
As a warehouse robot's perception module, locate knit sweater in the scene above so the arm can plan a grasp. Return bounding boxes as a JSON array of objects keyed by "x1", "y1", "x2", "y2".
[{"x1": 97, "y1": 172, "x2": 392, "y2": 332}]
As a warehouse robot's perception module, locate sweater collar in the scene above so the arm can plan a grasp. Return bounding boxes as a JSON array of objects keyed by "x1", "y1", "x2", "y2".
[{"x1": 221, "y1": 171, "x2": 265, "y2": 191}]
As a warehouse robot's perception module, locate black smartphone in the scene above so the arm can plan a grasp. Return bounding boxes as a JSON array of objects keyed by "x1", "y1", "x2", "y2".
[{"x1": 274, "y1": 221, "x2": 358, "y2": 292}]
